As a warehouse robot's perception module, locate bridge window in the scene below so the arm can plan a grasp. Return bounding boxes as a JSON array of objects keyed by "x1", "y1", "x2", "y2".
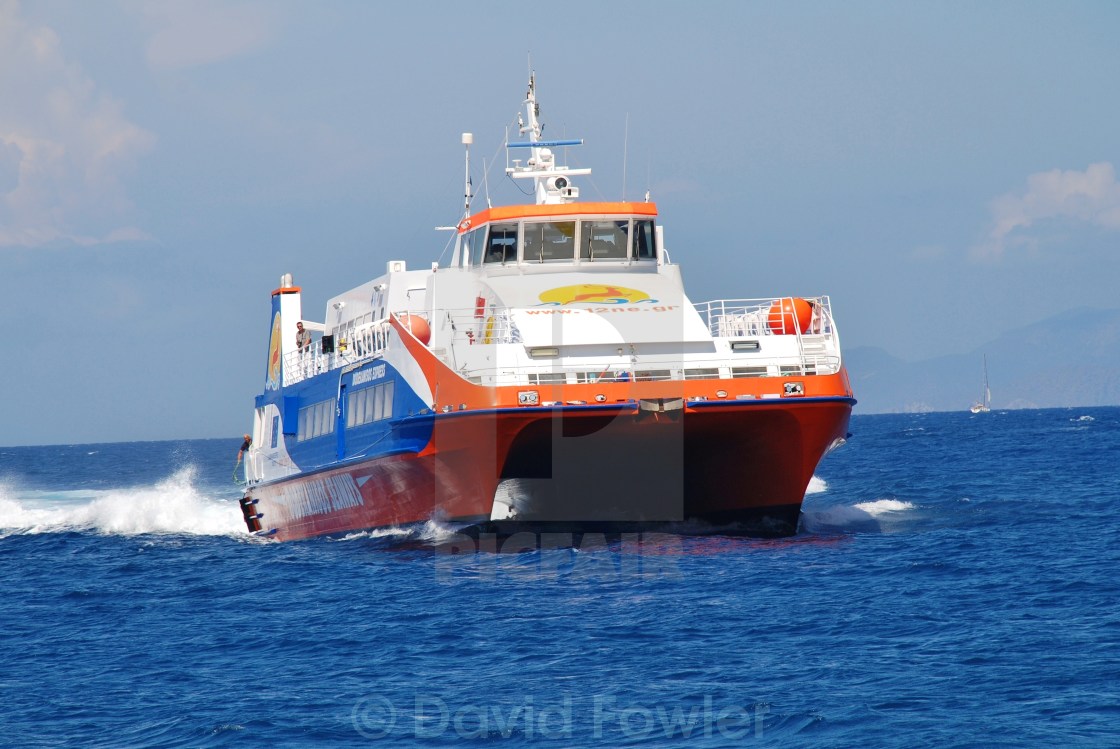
[
  {"x1": 580, "y1": 220, "x2": 628, "y2": 260},
  {"x1": 484, "y1": 224, "x2": 517, "y2": 264},
  {"x1": 468, "y1": 227, "x2": 487, "y2": 267},
  {"x1": 459, "y1": 229, "x2": 473, "y2": 267},
  {"x1": 633, "y1": 220, "x2": 656, "y2": 259},
  {"x1": 524, "y1": 221, "x2": 575, "y2": 262}
]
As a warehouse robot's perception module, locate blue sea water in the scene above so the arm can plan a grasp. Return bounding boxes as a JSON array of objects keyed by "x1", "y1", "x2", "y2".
[{"x1": 1, "y1": 408, "x2": 1118, "y2": 748}]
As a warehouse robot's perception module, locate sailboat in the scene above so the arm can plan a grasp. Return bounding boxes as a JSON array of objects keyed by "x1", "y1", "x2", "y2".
[{"x1": 970, "y1": 355, "x2": 991, "y2": 413}]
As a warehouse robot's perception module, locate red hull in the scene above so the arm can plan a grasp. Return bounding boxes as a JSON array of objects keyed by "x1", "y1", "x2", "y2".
[{"x1": 245, "y1": 398, "x2": 852, "y2": 541}]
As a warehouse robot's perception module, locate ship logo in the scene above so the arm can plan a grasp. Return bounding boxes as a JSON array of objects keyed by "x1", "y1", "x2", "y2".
[
  {"x1": 538, "y1": 284, "x2": 652, "y2": 306},
  {"x1": 266, "y1": 311, "x2": 282, "y2": 390}
]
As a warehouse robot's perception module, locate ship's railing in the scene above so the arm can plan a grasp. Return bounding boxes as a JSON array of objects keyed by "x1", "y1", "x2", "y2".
[
  {"x1": 436, "y1": 298, "x2": 836, "y2": 348},
  {"x1": 694, "y1": 296, "x2": 835, "y2": 338},
  {"x1": 439, "y1": 308, "x2": 523, "y2": 347},
  {"x1": 282, "y1": 321, "x2": 393, "y2": 386},
  {"x1": 460, "y1": 352, "x2": 843, "y2": 385},
  {"x1": 281, "y1": 298, "x2": 842, "y2": 386},
  {"x1": 438, "y1": 298, "x2": 841, "y2": 380}
]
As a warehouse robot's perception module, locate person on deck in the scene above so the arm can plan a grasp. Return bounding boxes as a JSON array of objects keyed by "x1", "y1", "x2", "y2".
[
  {"x1": 296, "y1": 321, "x2": 314, "y2": 376},
  {"x1": 296, "y1": 321, "x2": 312, "y2": 352},
  {"x1": 237, "y1": 434, "x2": 251, "y2": 461}
]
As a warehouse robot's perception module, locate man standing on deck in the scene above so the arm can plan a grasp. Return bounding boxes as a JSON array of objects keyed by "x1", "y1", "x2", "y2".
[
  {"x1": 296, "y1": 321, "x2": 312, "y2": 352},
  {"x1": 296, "y1": 321, "x2": 313, "y2": 376}
]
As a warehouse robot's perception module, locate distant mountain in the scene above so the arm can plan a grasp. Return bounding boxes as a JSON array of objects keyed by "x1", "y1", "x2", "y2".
[{"x1": 845, "y1": 307, "x2": 1120, "y2": 413}]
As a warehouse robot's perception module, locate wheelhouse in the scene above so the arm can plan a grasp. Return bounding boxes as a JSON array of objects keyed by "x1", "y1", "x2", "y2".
[{"x1": 454, "y1": 203, "x2": 659, "y2": 268}]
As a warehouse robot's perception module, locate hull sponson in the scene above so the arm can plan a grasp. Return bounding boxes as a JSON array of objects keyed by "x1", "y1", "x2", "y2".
[
  {"x1": 247, "y1": 447, "x2": 494, "y2": 542},
  {"x1": 468, "y1": 398, "x2": 851, "y2": 532},
  {"x1": 249, "y1": 396, "x2": 852, "y2": 541}
]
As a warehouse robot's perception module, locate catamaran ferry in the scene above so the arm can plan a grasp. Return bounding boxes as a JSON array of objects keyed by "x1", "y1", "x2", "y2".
[{"x1": 239, "y1": 75, "x2": 855, "y2": 541}]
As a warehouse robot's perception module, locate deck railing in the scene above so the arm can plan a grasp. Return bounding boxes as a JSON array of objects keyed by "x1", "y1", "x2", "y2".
[
  {"x1": 439, "y1": 308, "x2": 523, "y2": 348},
  {"x1": 281, "y1": 297, "x2": 841, "y2": 386},
  {"x1": 694, "y1": 296, "x2": 834, "y2": 338},
  {"x1": 282, "y1": 321, "x2": 393, "y2": 386},
  {"x1": 459, "y1": 352, "x2": 843, "y2": 386}
]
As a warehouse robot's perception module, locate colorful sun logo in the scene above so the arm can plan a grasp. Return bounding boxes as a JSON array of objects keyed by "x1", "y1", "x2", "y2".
[
  {"x1": 266, "y1": 312, "x2": 282, "y2": 390},
  {"x1": 538, "y1": 284, "x2": 652, "y2": 305}
]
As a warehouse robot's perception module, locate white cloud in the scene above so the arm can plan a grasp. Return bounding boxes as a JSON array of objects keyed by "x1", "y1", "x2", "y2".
[
  {"x1": 139, "y1": 0, "x2": 277, "y2": 70},
  {"x1": 978, "y1": 162, "x2": 1120, "y2": 258},
  {"x1": 0, "y1": 0, "x2": 154, "y2": 248}
]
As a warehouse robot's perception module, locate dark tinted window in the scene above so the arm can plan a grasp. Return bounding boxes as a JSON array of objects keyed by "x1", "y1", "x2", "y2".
[
  {"x1": 633, "y1": 220, "x2": 656, "y2": 259},
  {"x1": 580, "y1": 220, "x2": 628, "y2": 260},
  {"x1": 484, "y1": 223, "x2": 517, "y2": 264},
  {"x1": 524, "y1": 221, "x2": 576, "y2": 262}
]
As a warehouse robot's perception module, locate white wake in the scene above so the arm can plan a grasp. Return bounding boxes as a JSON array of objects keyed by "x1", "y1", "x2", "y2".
[
  {"x1": 0, "y1": 467, "x2": 246, "y2": 538},
  {"x1": 800, "y1": 498, "x2": 916, "y2": 533},
  {"x1": 805, "y1": 475, "x2": 828, "y2": 495}
]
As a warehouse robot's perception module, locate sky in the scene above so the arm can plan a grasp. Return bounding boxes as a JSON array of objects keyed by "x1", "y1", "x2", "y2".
[{"x1": 1, "y1": 0, "x2": 1118, "y2": 446}]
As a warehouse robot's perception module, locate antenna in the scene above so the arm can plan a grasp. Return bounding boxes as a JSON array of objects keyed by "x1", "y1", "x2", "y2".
[
  {"x1": 505, "y1": 72, "x2": 591, "y2": 204},
  {"x1": 622, "y1": 111, "x2": 629, "y2": 201},
  {"x1": 462, "y1": 132, "x2": 473, "y2": 218},
  {"x1": 482, "y1": 156, "x2": 492, "y2": 208}
]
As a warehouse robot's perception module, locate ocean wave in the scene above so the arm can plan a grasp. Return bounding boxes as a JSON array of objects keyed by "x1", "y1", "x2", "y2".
[
  {"x1": 853, "y1": 498, "x2": 915, "y2": 515},
  {"x1": 805, "y1": 475, "x2": 828, "y2": 494},
  {"x1": 331, "y1": 519, "x2": 465, "y2": 545},
  {"x1": 800, "y1": 498, "x2": 915, "y2": 533},
  {"x1": 0, "y1": 467, "x2": 246, "y2": 538}
]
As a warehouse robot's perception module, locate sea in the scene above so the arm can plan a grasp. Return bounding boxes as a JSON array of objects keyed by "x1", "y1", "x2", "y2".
[{"x1": 1, "y1": 407, "x2": 1117, "y2": 748}]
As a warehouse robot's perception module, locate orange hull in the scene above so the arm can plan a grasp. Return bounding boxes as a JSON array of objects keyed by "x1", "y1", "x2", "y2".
[{"x1": 246, "y1": 395, "x2": 852, "y2": 541}]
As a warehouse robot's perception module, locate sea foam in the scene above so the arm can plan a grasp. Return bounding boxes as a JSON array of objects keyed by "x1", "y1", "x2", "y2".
[
  {"x1": 805, "y1": 475, "x2": 828, "y2": 495},
  {"x1": 0, "y1": 467, "x2": 245, "y2": 537},
  {"x1": 800, "y1": 498, "x2": 916, "y2": 533}
]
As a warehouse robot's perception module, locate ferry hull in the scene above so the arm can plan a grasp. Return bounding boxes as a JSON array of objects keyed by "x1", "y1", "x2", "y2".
[{"x1": 245, "y1": 397, "x2": 852, "y2": 541}]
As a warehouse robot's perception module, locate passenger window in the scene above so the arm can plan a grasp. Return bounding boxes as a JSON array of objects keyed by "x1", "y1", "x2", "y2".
[
  {"x1": 633, "y1": 220, "x2": 656, "y2": 260},
  {"x1": 484, "y1": 224, "x2": 517, "y2": 264},
  {"x1": 580, "y1": 220, "x2": 628, "y2": 260},
  {"x1": 525, "y1": 221, "x2": 575, "y2": 262}
]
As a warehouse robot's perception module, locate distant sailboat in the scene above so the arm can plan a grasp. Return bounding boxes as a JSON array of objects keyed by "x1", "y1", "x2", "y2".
[{"x1": 970, "y1": 355, "x2": 991, "y2": 413}]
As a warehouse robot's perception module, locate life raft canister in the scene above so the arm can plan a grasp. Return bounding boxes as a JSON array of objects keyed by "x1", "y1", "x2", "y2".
[
  {"x1": 399, "y1": 313, "x2": 432, "y2": 345},
  {"x1": 767, "y1": 297, "x2": 813, "y2": 335}
]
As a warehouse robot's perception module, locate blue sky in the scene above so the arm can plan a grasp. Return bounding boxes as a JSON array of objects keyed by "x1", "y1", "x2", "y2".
[{"x1": 2, "y1": 0, "x2": 1118, "y2": 446}]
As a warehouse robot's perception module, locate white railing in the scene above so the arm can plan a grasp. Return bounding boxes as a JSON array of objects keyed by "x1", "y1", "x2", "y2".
[
  {"x1": 439, "y1": 308, "x2": 523, "y2": 348},
  {"x1": 694, "y1": 296, "x2": 835, "y2": 338},
  {"x1": 281, "y1": 298, "x2": 842, "y2": 387},
  {"x1": 456, "y1": 352, "x2": 842, "y2": 386},
  {"x1": 283, "y1": 321, "x2": 393, "y2": 386}
]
